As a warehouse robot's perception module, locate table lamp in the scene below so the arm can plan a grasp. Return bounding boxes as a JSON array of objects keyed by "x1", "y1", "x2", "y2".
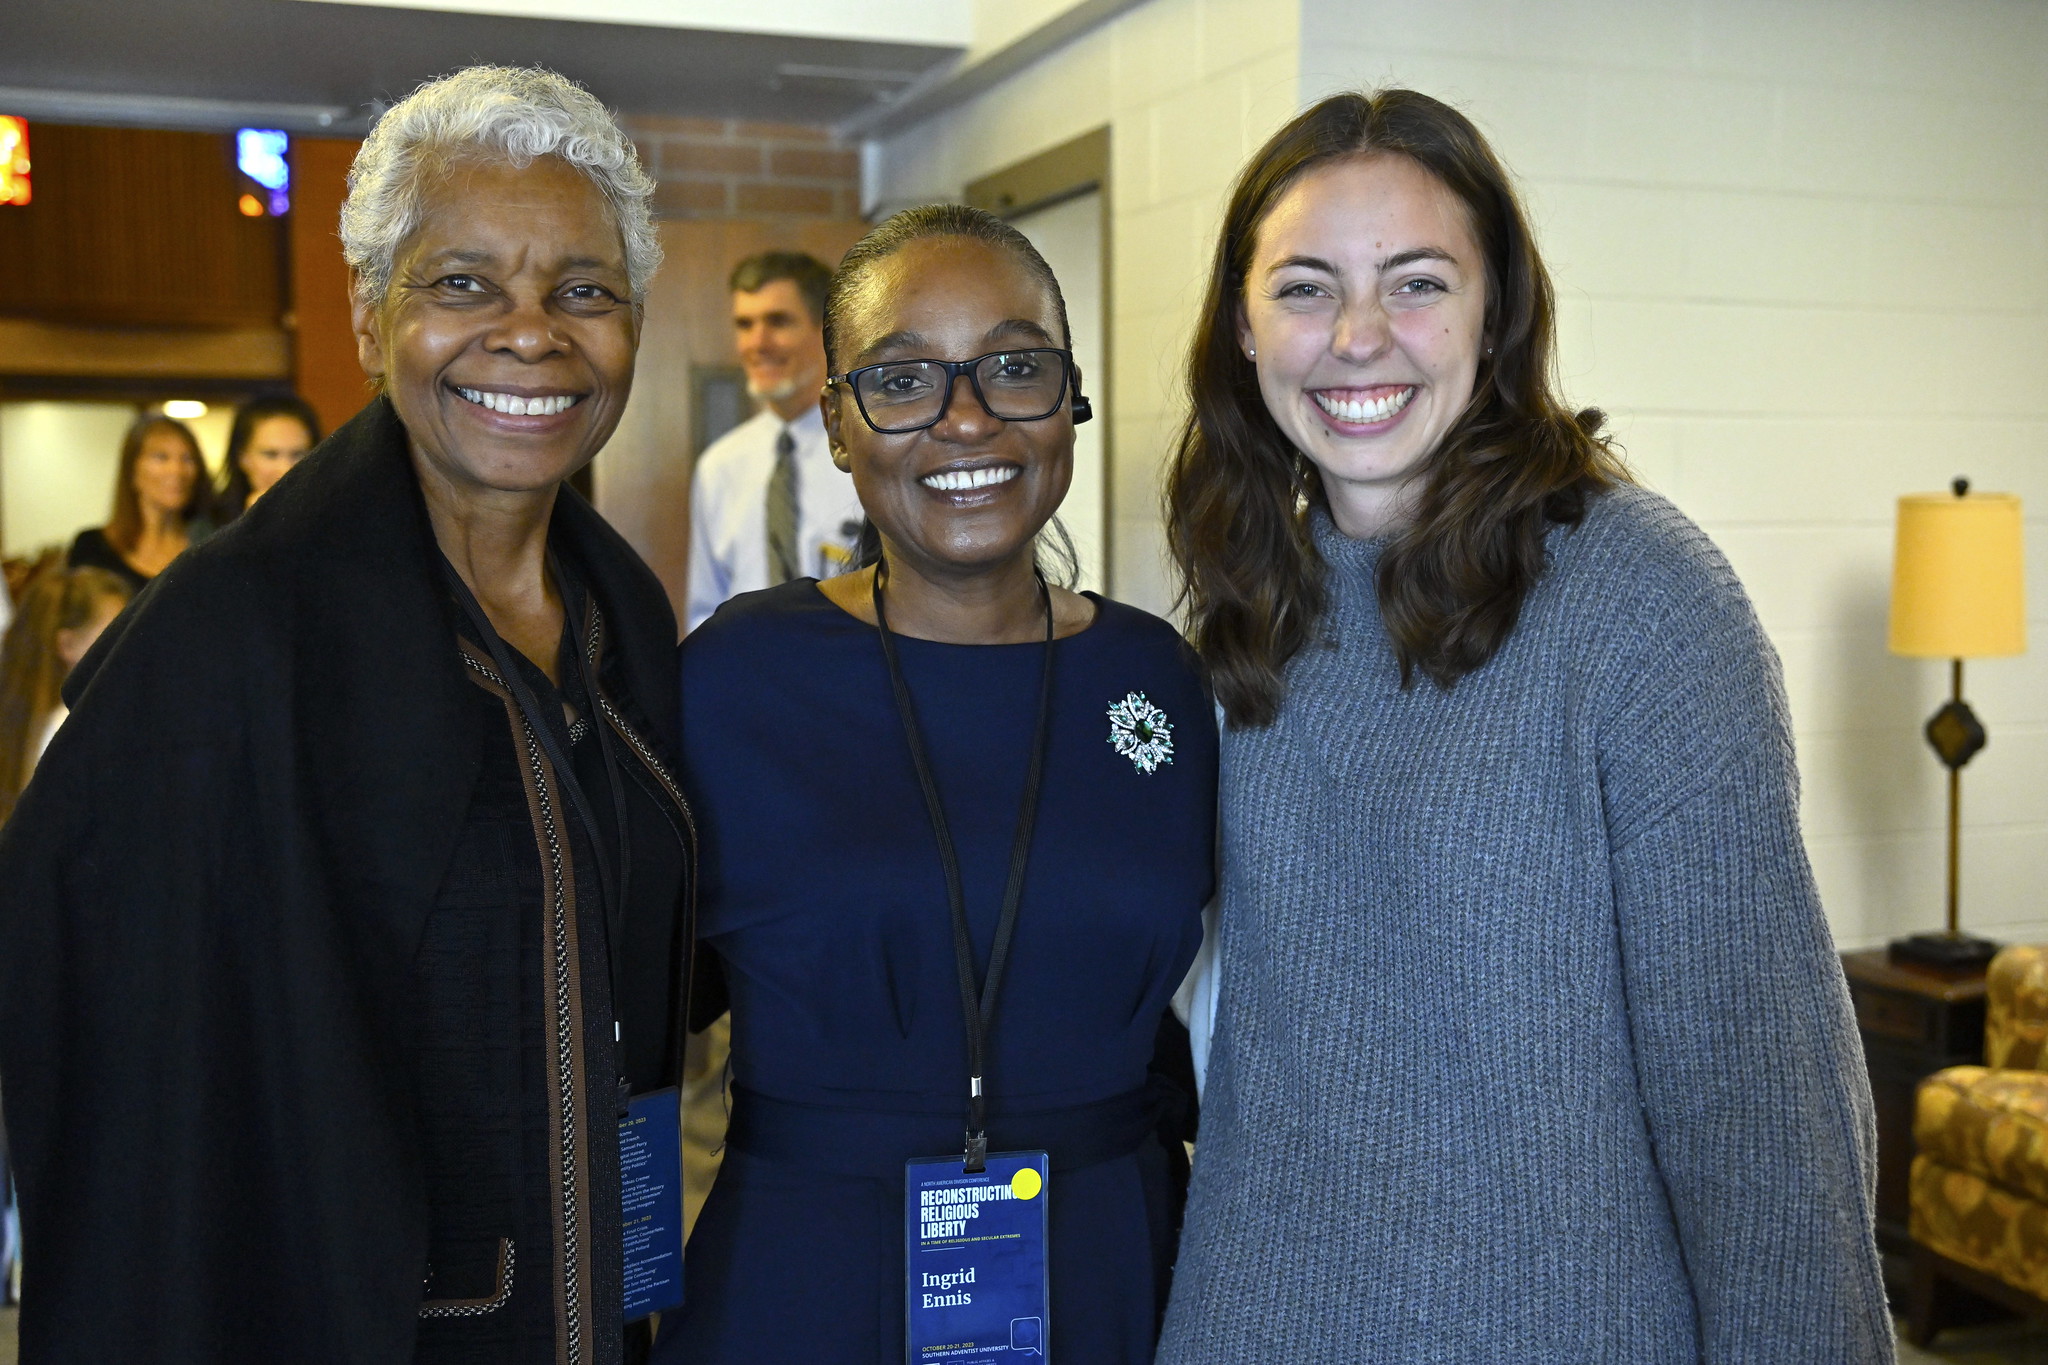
[{"x1": 1886, "y1": 478, "x2": 2027, "y2": 968}]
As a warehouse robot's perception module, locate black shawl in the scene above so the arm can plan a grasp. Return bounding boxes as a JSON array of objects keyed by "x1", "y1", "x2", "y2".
[{"x1": 0, "y1": 397, "x2": 691, "y2": 1362}]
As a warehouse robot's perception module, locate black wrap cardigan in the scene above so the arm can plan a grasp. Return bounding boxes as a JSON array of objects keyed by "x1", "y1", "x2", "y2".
[{"x1": 0, "y1": 397, "x2": 696, "y2": 1363}]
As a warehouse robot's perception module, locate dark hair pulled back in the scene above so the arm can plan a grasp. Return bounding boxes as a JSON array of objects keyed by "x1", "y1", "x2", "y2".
[
  {"x1": 216, "y1": 395, "x2": 323, "y2": 523},
  {"x1": 821, "y1": 203, "x2": 1069, "y2": 374},
  {"x1": 822, "y1": 202, "x2": 1081, "y2": 586},
  {"x1": 1166, "y1": 89, "x2": 1626, "y2": 727}
]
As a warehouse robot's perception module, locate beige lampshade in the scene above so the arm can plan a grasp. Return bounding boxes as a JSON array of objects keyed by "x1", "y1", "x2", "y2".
[{"x1": 1889, "y1": 490, "x2": 2027, "y2": 658}]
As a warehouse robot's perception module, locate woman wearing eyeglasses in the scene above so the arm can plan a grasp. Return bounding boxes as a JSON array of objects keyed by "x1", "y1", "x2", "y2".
[{"x1": 655, "y1": 205, "x2": 1216, "y2": 1365}]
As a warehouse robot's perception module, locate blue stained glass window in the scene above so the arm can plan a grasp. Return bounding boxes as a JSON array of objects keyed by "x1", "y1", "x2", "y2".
[{"x1": 236, "y1": 129, "x2": 290, "y2": 215}]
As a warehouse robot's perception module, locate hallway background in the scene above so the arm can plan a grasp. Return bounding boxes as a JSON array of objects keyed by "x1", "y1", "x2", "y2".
[
  {"x1": 0, "y1": 0, "x2": 2041, "y2": 952},
  {"x1": 864, "y1": 0, "x2": 2048, "y2": 955}
]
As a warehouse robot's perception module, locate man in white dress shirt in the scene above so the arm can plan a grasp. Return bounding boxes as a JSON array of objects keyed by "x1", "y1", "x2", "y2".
[
  {"x1": 685, "y1": 251, "x2": 864, "y2": 633},
  {"x1": 680, "y1": 251, "x2": 866, "y2": 1236}
]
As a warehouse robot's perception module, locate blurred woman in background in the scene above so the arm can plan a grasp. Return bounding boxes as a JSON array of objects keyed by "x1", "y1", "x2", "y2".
[
  {"x1": 69, "y1": 412, "x2": 212, "y2": 596},
  {"x1": 214, "y1": 395, "x2": 322, "y2": 523},
  {"x1": 0, "y1": 558, "x2": 129, "y2": 822}
]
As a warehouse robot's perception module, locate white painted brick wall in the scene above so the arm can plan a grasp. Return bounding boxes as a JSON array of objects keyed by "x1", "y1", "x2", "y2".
[
  {"x1": 871, "y1": 0, "x2": 1300, "y2": 610},
  {"x1": 873, "y1": 0, "x2": 2047, "y2": 952}
]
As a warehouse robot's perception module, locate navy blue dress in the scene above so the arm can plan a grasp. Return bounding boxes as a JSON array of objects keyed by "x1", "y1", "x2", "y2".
[{"x1": 657, "y1": 580, "x2": 1216, "y2": 1364}]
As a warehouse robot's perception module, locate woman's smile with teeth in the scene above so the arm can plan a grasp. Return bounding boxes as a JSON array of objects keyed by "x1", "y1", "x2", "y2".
[
  {"x1": 1313, "y1": 386, "x2": 1416, "y2": 424},
  {"x1": 922, "y1": 465, "x2": 1018, "y2": 491},
  {"x1": 454, "y1": 386, "x2": 581, "y2": 417}
]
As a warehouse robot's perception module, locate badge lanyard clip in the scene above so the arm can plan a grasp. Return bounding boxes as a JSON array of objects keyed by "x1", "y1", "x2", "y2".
[{"x1": 872, "y1": 560, "x2": 1055, "y2": 1173}]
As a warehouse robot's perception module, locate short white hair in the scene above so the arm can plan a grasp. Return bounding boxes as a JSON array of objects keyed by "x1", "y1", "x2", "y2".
[{"x1": 340, "y1": 65, "x2": 661, "y2": 307}]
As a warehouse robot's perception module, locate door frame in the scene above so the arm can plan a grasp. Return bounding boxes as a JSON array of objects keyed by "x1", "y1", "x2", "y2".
[{"x1": 965, "y1": 127, "x2": 1112, "y2": 593}]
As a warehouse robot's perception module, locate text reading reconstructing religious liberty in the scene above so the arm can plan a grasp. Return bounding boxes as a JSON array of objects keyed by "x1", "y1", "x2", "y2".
[{"x1": 918, "y1": 1181, "x2": 1023, "y2": 1246}]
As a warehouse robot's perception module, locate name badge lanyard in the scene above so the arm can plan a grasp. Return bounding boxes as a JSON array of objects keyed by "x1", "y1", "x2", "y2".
[
  {"x1": 871, "y1": 559, "x2": 1055, "y2": 1174},
  {"x1": 439, "y1": 554, "x2": 639, "y2": 1108}
]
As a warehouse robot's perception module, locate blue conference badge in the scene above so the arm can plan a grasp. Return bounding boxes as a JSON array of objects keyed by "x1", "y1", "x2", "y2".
[
  {"x1": 905, "y1": 1152, "x2": 1051, "y2": 1362},
  {"x1": 620, "y1": 1086, "x2": 685, "y2": 1320},
  {"x1": 905, "y1": 1162, "x2": 1048, "y2": 1358}
]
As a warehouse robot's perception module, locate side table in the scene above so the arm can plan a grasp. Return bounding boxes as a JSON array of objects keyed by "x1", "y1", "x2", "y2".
[{"x1": 1840, "y1": 949, "x2": 1988, "y2": 1267}]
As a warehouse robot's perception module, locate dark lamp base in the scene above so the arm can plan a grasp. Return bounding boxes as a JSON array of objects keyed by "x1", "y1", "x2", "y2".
[{"x1": 1889, "y1": 932, "x2": 2001, "y2": 970}]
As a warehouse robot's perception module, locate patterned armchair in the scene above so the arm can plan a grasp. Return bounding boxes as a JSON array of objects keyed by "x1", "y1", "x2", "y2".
[{"x1": 1907, "y1": 944, "x2": 2048, "y2": 1343}]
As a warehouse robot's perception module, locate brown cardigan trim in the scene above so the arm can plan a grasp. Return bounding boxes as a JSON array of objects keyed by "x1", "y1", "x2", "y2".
[
  {"x1": 457, "y1": 639, "x2": 594, "y2": 1365},
  {"x1": 418, "y1": 1237, "x2": 517, "y2": 1318}
]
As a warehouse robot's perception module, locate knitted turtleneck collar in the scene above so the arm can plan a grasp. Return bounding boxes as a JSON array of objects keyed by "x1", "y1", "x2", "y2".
[{"x1": 1308, "y1": 504, "x2": 1389, "y2": 593}]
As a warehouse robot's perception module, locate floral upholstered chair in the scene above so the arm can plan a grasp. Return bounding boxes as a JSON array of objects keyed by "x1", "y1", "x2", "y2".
[{"x1": 1907, "y1": 944, "x2": 2048, "y2": 1343}]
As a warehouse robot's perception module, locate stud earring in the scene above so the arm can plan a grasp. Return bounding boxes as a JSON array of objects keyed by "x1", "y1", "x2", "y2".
[{"x1": 1248, "y1": 347, "x2": 1257, "y2": 359}]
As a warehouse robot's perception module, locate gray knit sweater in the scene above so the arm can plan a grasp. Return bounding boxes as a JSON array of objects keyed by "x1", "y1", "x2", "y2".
[{"x1": 1157, "y1": 487, "x2": 1892, "y2": 1364}]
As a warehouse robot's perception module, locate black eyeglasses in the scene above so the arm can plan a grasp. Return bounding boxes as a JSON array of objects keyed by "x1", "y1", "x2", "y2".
[{"x1": 829, "y1": 348, "x2": 1083, "y2": 434}]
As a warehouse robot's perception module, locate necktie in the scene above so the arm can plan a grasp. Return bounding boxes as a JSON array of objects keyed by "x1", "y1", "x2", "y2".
[{"x1": 766, "y1": 425, "x2": 800, "y2": 584}]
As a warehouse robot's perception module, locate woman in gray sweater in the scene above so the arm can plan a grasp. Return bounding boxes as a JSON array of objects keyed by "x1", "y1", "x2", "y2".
[{"x1": 1156, "y1": 90, "x2": 1892, "y2": 1362}]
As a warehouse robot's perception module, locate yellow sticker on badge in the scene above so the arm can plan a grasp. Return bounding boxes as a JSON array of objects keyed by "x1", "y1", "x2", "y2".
[{"x1": 1009, "y1": 1167, "x2": 1043, "y2": 1201}]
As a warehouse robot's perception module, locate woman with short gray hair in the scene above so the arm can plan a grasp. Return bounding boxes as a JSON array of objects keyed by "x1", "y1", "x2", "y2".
[{"x1": 0, "y1": 65, "x2": 695, "y2": 1364}]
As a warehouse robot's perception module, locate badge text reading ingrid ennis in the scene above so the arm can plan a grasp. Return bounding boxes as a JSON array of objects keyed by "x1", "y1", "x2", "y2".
[{"x1": 920, "y1": 1267, "x2": 976, "y2": 1307}]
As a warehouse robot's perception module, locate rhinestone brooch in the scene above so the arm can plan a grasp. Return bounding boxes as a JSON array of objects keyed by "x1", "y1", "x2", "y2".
[{"x1": 1107, "y1": 691, "x2": 1174, "y2": 775}]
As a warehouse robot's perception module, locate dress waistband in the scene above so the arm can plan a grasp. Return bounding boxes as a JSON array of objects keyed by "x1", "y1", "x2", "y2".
[{"x1": 726, "y1": 1085, "x2": 1158, "y2": 1178}]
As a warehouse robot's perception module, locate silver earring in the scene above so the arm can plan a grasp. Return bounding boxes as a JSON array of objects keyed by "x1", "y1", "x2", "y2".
[
  {"x1": 1485, "y1": 345, "x2": 1494, "y2": 355},
  {"x1": 1248, "y1": 347, "x2": 1257, "y2": 359}
]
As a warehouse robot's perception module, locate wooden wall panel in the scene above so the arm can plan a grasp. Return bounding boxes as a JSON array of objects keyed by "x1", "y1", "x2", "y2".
[
  {"x1": 0, "y1": 318, "x2": 287, "y2": 380},
  {"x1": 288, "y1": 136, "x2": 369, "y2": 435},
  {"x1": 598, "y1": 216, "x2": 867, "y2": 623},
  {"x1": 0, "y1": 124, "x2": 284, "y2": 328}
]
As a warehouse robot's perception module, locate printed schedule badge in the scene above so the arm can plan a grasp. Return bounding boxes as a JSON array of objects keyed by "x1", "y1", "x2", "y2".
[
  {"x1": 905, "y1": 1152, "x2": 1051, "y2": 1362},
  {"x1": 620, "y1": 1087, "x2": 686, "y2": 1320}
]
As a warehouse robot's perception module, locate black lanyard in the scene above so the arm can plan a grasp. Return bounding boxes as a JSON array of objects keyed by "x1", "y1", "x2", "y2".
[
  {"x1": 439, "y1": 553, "x2": 636, "y2": 1105},
  {"x1": 871, "y1": 560, "x2": 1056, "y2": 1173}
]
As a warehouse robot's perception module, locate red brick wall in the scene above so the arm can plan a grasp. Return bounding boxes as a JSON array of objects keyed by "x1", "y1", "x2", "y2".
[
  {"x1": 625, "y1": 117, "x2": 861, "y2": 221},
  {"x1": 289, "y1": 136, "x2": 370, "y2": 435}
]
